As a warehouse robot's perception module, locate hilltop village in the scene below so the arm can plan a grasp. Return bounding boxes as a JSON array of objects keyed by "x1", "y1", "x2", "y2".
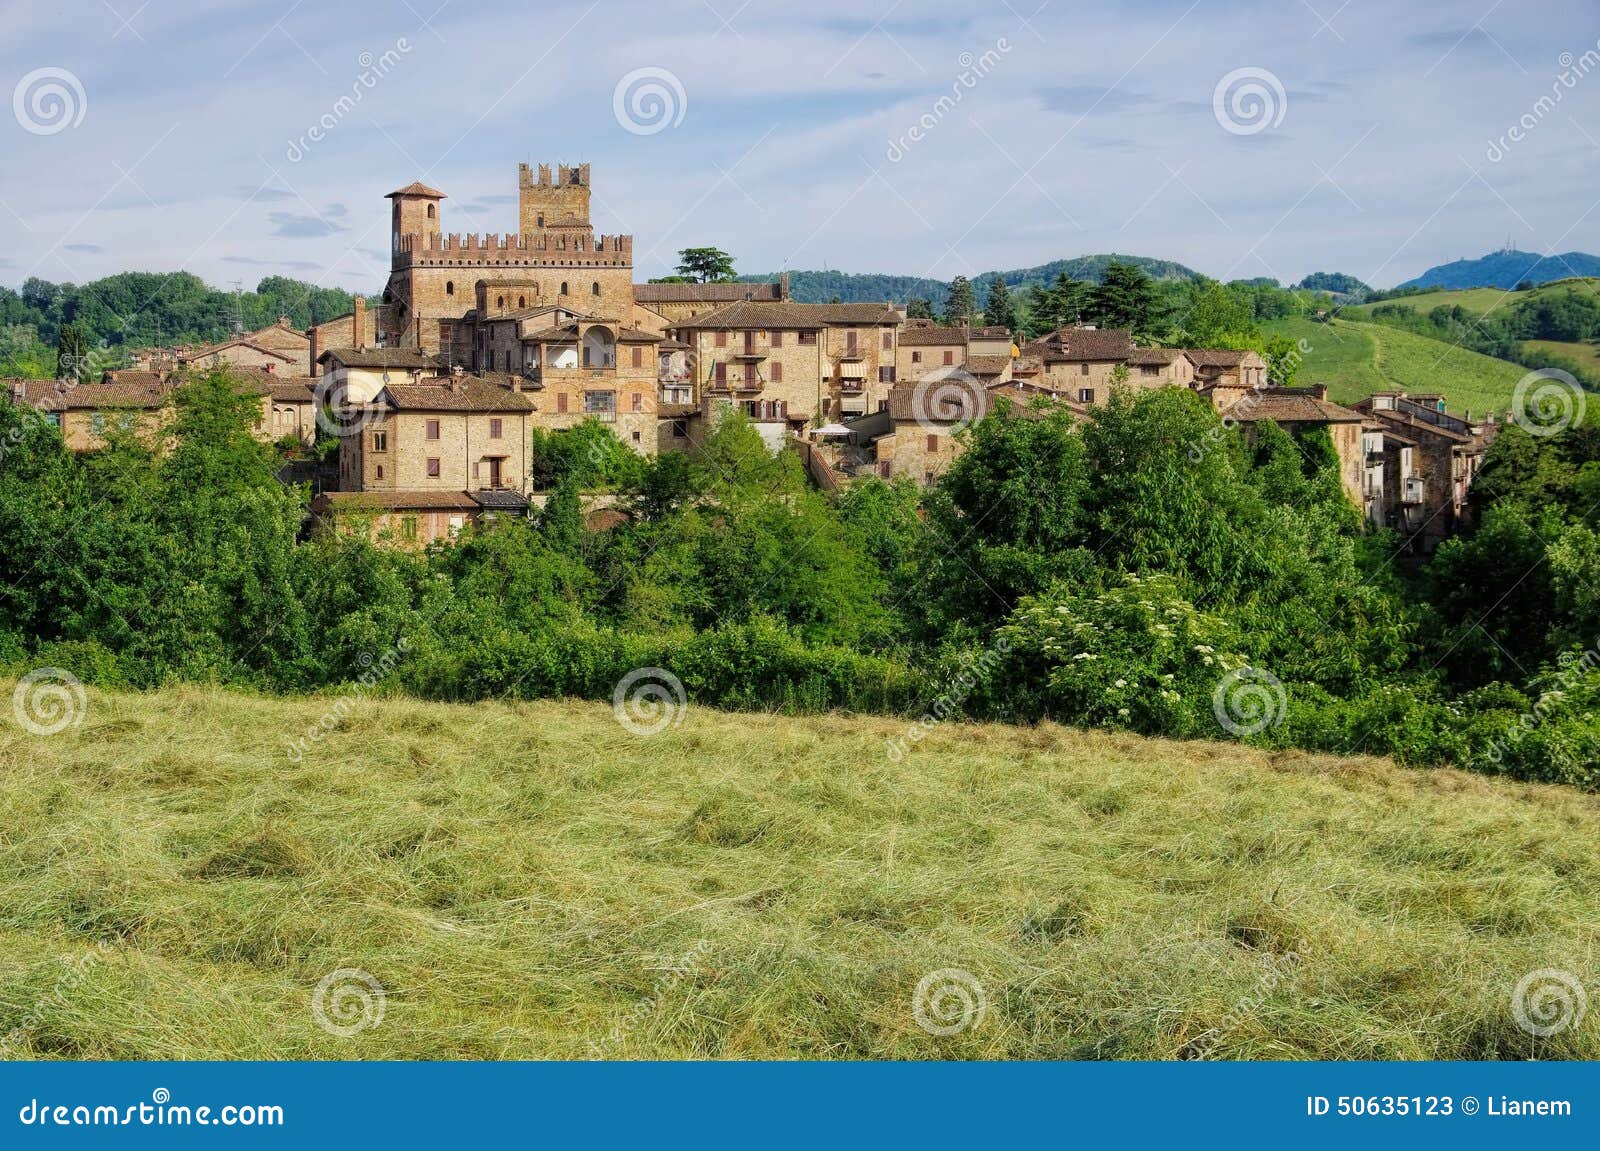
[{"x1": 5, "y1": 163, "x2": 1495, "y2": 550}]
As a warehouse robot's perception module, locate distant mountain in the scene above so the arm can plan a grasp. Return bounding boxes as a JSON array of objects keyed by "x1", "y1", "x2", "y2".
[
  {"x1": 740, "y1": 253, "x2": 1202, "y2": 306},
  {"x1": 1297, "y1": 272, "x2": 1371, "y2": 299},
  {"x1": 1399, "y1": 249, "x2": 1600, "y2": 291}
]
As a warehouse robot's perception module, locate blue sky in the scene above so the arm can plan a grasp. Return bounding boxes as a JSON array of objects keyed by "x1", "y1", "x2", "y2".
[{"x1": 3, "y1": 0, "x2": 1598, "y2": 292}]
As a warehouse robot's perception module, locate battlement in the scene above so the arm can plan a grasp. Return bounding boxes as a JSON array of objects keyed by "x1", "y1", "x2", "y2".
[
  {"x1": 519, "y1": 162, "x2": 590, "y2": 188},
  {"x1": 394, "y1": 230, "x2": 632, "y2": 268}
]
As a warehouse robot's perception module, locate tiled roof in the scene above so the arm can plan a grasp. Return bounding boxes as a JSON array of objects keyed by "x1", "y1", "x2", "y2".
[
  {"x1": 899, "y1": 324, "x2": 971, "y2": 346},
  {"x1": 1223, "y1": 389, "x2": 1364, "y2": 425},
  {"x1": 1027, "y1": 327, "x2": 1135, "y2": 362},
  {"x1": 11, "y1": 377, "x2": 168, "y2": 409},
  {"x1": 386, "y1": 181, "x2": 446, "y2": 199},
  {"x1": 1125, "y1": 348, "x2": 1187, "y2": 366},
  {"x1": 1184, "y1": 348, "x2": 1266, "y2": 368},
  {"x1": 672, "y1": 301, "x2": 900, "y2": 330},
  {"x1": 617, "y1": 327, "x2": 664, "y2": 344},
  {"x1": 314, "y1": 490, "x2": 477, "y2": 512},
  {"x1": 471, "y1": 489, "x2": 531, "y2": 511},
  {"x1": 886, "y1": 379, "x2": 991, "y2": 423},
  {"x1": 965, "y1": 354, "x2": 1013, "y2": 377},
  {"x1": 180, "y1": 337, "x2": 297, "y2": 363},
  {"x1": 382, "y1": 379, "x2": 536, "y2": 412},
  {"x1": 633, "y1": 281, "x2": 786, "y2": 303},
  {"x1": 317, "y1": 347, "x2": 440, "y2": 370}
]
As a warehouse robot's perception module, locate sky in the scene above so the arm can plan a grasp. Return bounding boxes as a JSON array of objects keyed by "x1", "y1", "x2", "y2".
[{"x1": 2, "y1": 0, "x2": 1599, "y2": 294}]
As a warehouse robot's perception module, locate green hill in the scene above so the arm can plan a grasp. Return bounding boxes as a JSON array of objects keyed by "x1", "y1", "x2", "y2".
[
  {"x1": 1264, "y1": 316, "x2": 1529, "y2": 416},
  {"x1": 1, "y1": 682, "x2": 1595, "y2": 1060},
  {"x1": 1398, "y1": 249, "x2": 1600, "y2": 290},
  {"x1": 1347, "y1": 278, "x2": 1600, "y2": 320}
]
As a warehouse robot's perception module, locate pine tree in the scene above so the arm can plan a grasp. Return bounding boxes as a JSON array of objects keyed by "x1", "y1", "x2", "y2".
[
  {"x1": 1047, "y1": 272, "x2": 1086, "y2": 328},
  {"x1": 55, "y1": 323, "x2": 89, "y2": 380},
  {"x1": 983, "y1": 275, "x2": 1017, "y2": 332},
  {"x1": 1087, "y1": 262, "x2": 1163, "y2": 336},
  {"x1": 906, "y1": 296, "x2": 935, "y2": 321},
  {"x1": 943, "y1": 276, "x2": 976, "y2": 326}
]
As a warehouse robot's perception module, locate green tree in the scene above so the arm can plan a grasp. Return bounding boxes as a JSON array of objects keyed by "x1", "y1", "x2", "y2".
[
  {"x1": 676, "y1": 247, "x2": 737, "y2": 283},
  {"x1": 983, "y1": 275, "x2": 1017, "y2": 332},
  {"x1": 905, "y1": 296, "x2": 935, "y2": 320},
  {"x1": 1087, "y1": 262, "x2": 1165, "y2": 337},
  {"x1": 56, "y1": 322, "x2": 89, "y2": 380},
  {"x1": 943, "y1": 276, "x2": 976, "y2": 326}
]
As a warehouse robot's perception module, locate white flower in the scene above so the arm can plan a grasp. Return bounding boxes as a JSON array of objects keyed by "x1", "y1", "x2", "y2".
[
  {"x1": 1194, "y1": 644, "x2": 1214, "y2": 654},
  {"x1": 1114, "y1": 678, "x2": 1127, "y2": 688},
  {"x1": 1073, "y1": 652, "x2": 1097, "y2": 661},
  {"x1": 1203, "y1": 655, "x2": 1214, "y2": 666},
  {"x1": 1117, "y1": 707, "x2": 1130, "y2": 717}
]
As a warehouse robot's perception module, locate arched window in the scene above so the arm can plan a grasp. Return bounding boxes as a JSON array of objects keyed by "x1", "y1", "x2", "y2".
[
  {"x1": 591, "y1": 281, "x2": 600, "y2": 295},
  {"x1": 445, "y1": 281, "x2": 454, "y2": 296},
  {"x1": 518, "y1": 296, "x2": 526, "y2": 308},
  {"x1": 426, "y1": 204, "x2": 435, "y2": 219},
  {"x1": 560, "y1": 281, "x2": 569, "y2": 295},
  {"x1": 497, "y1": 295, "x2": 505, "y2": 308}
]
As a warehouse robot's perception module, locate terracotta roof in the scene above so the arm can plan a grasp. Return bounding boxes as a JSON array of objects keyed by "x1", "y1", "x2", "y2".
[
  {"x1": 657, "y1": 402, "x2": 698, "y2": 418},
  {"x1": 1184, "y1": 348, "x2": 1266, "y2": 368},
  {"x1": 314, "y1": 490, "x2": 477, "y2": 512},
  {"x1": 672, "y1": 301, "x2": 900, "y2": 330},
  {"x1": 1027, "y1": 327, "x2": 1135, "y2": 362},
  {"x1": 633, "y1": 281, "x2": 786, "y2": 303},
  {"x1": 971, "y1": 325, "x2": 1013, "y2": 339},
  {"x1": 658, "y1": 338, "x2": 691, "y2": 352},
  {"x1": 965, "y1": 354, "x2": 1013, "y2": 377},
  {"x1": 11, "y1": 377, "x2": 168, "y2": 409},
  {"x1": 317, "y1": 347, "x2": 440, "y2": 370},
  {"x1": 617, "y1": 327, "x2": 665, "y2": 344},
  {"x1": 886, "y1": 379, "x2": 992, "y2": 424},
  {"x1": 471, "y1": 489, "x2": 531, "y2": 511},
  {"x1": 1125, "y1": 348, "x2": 1188, "y2": 366},
  {"x1": 1223, "y1": 389, "x2": 1363, "y2": 425},
  {"x1": 1353, "y1": 399, "x2": 1478, "y2": 444},
  {"x1": 386, "y1": 181, "x2": 446, "y2": 199},
  {"x1": 899, "y1": 324, "x2": 971, "y2": 346},
  {"x1": 381, "y1": 379, "x2": 536, "y2": 412},
  {"x1": 180, "y1": 337, "x2": 297, "y2": 364}
]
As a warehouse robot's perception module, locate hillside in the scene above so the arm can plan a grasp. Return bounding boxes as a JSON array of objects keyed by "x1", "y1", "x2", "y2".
[
  {"x1": 1347, "y1": 278, "x2": 1600, "y2": 320},
  {"x1": 1264, "y1": 315, "x2": 1529, "y2": 415},
  {"x1": 1, "y1": 683, "x2": 1595, "y2": 1060},
  {"x1": 1398, "y1": 249, "x2": 1600, "y2": 290},
  {"x1": 741, "y1": 253, "x2": 1200, "y2": 306}
]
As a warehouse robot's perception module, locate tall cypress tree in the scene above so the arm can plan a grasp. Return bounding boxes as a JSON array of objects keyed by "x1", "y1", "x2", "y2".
[
  {"x1": 983, "y1": 275, "x2": 1017, "y2": 332},
  {"x1": 943, "y1": 276, "x2": 976, "y2": 326}
]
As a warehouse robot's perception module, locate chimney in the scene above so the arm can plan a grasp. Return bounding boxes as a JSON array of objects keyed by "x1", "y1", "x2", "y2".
[
  {"x1": 308, "y1": 324, "x2": 320, "y2": 375},
  {"x1": 1311, "y1": 383, "x2": 1327, "y2": 400},
  {"x1": 264, "y1": 361, "x2": 276, "y2": 376},
  {"x1": 353, "y1": 295, "x2": 367, "y2": 351},
  {"x1": 778, "y1": 272, "x2": 790, "y2": 300}
]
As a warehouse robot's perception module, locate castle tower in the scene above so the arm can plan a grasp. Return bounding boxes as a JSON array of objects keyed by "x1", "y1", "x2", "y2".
[
  {"x1": 518, "y1": 162, "x2": 590, "y2": 233},
  {"x1": 386, "y1": 181, "x2": 446, "y2": 263}
]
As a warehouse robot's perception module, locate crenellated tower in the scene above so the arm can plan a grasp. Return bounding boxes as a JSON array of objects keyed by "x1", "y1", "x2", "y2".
[{"x1": 518, "y1": 162, "x2": 590, "y2": 232}]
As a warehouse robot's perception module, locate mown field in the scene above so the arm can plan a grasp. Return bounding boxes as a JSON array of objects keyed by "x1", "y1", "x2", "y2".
[
  {"x1": 0, "y1": 683, "x2": 1596, "y2": 1060},
  {"x1": 1344, "y1": 278, "x2": 1600, "y2": 320},
  {"x1": 1264, "y1": 316, "x2": 1528, "y2": 415}
]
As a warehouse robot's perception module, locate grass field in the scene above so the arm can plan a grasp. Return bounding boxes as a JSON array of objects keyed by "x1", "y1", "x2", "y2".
[
  {"x1": 1527, "y1": 338, "x2": 1600, "y2": 373},
  {"x1": 1, "y1": 683, "x2": 1596, "y2": 1060},
  {"x1": 1343, "y1": 278, "x2": 1600, "y2": 321},
  {"x1": 1264, "y1": 316, "x2": 1528, "y2": 415}
]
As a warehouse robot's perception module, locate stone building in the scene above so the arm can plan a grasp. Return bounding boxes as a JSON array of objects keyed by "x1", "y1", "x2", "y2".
[
  {"x1": 1352, "y1": 391, "x2": 1493, "y2": 550},
  {"x1": 1216, "y1": 384, "x2": 1368, "y2": 506},
  {"x1": 1020, "y1": 326, "x2": 1136, "y2": 403},
  {"x1": 633, "y1": 276, "x2": 790, "y2": 324}
]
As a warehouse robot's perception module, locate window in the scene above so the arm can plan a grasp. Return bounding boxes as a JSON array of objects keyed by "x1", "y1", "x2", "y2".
[
  {"x1": 1078, "y1": 388, "x2": 1094, "y2": 403},
  {"x1": 670, "y1": 419, "x2": 689, "y2": 438},
  {"x1": 426, "y1": 204, "x2": 435, "y2": 219},
  {"x1": 426, "y1": 458, "x2": 441, "y2": 477},
  {"x1": 926, "y1": 434, "x2": 938, "y2": 453},
  {"x1": 881, "y1": 330, "x2": 893, "y2": 350},
  {"x1": 591, "y1": 282, "x2": 600, "y2": 295},
  {"x1": 375, "y1": 465, "x2": 384, "y2": 479},
  {"x1": 91, "y1": 413, "x2": 105, "y2": 435},
  {"x1": 584, "y1": 390, "x2": 616, "y2": 421},
  {"x1": 912, "y1": 350, "x2": 922, "y2": 364},
  {"x1": 714, "y1": 362, "x2": 727, "y2": 384},
  {"x1": 770, "y1": 362, "x2": 783, "y2": 383},
  {"x1": 426, "y1": 419, "x2": 440, "y2": 440},
  {"x1": 402, "y1": 516, "x2": 418, "y2": 540},
  {"x1": 560, "y1": 281, "x2": 569, "y2": 295},
  {"x1": 631, "y1": 346, "x2": 643, "y2": 368},
  {"x1": 1140, "y1": 365, "x2": 1158, "y2": 376},
  {"x1": 537, "y1": 213, "x2": 545, "y2": 227},
  {"x1": 557, "y1": 393, "x2": 569, "y2": 413},
  {"x1": 632, "y1": 431, "x2": 641, "y2": 443},
  {"x1": 942, "y1": 350, "x2": 953, "y2": 365},
  {"x1": 490, "y1": 418, "x2": 503, "y2": 439},
  {"x1": 445, "y1": 281, "x2": 454, "y2": 296},
  {"x1": 1080, "y1": 363, "x2": 1090, "y2": 376},
  {"x1": 497, "y1": 296, "x2": 505, "y2": 308},
  {"x1": 518, "y1": 296, "x2": 526, "y2": 308},
  {"x1": 372, "y1": 430, "x2": 388, "y2": 452},
  {"x1": 771, "y1": 330, "x2": 783, "y2": 348},
  {"x1": 631, "y1": 392, "x2": 643, "y2": 412},
  {"x1": 846, "y1": 331, "x2": 858, "y2": 353},
  {"x1": 715, "y1": 331, "x2": 727, "y2": 348},
  {"x1": 924, "y1": 471, "x2": 935, "y2": 486},
  {"x1": 878, "y1": 367, "x2": 894, "y2": 383}
]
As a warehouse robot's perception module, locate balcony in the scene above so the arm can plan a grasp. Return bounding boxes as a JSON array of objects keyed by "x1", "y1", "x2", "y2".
[
  {"x1": 838, "y1": 379, "x2": 865, "y2": 394},
  {"x1": 1402, "y1": 476, "x2": 1425, "y2": 505}
]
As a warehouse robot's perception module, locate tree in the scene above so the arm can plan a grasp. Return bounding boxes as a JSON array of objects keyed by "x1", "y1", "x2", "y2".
[
  {"x1": 983, "y1": 275, "x2": 1017, "y2": 332},
  {"x1": 905, "y1": 296, "x2": 935, "y2": 320},
  {"x1": 55, "y1": 323, "x2": 89, "y2": 380},
  {"x1": 943, "y1": 276, "x2": 976, "y2": 326},
  {"x1": 1046, "y1": 272, "x2": 1087, "y2": 328},
  {"x1": 676, "y1": 247, "x2": 737, "y2": 283},
  {"x1": 1178, "y1": 281, "x2": 1259, "y2": 349},
  {"x1": 1087, "y1": 262, "x2": 1164, "y2": 337}
]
